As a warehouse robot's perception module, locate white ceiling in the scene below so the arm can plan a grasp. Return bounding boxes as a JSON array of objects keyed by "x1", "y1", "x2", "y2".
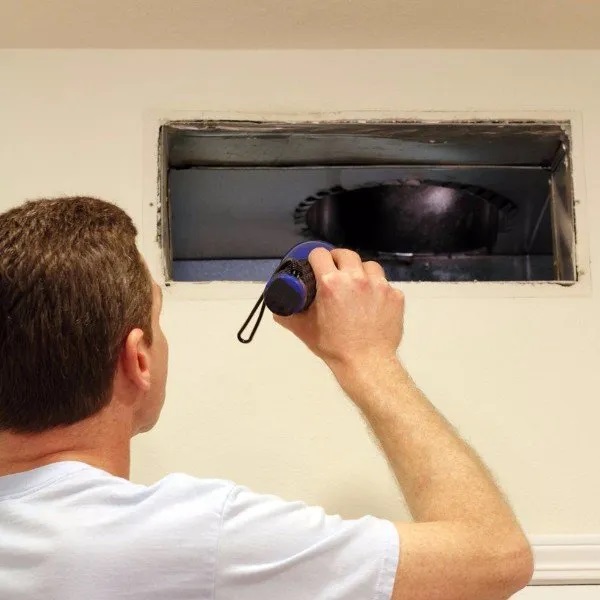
[{"x1": 1, "y1": 0, "x2": 600, "y2": 49}]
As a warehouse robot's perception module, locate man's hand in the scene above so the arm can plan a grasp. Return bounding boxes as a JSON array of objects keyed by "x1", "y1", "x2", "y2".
[{"x1": 274, "y1": 248, "x2": 404, "y2": 372}]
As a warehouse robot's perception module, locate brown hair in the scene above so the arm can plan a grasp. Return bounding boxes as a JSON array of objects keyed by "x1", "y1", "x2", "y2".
[{"x1": 0, "y1": 197, "x2": 153, "y2": 433}]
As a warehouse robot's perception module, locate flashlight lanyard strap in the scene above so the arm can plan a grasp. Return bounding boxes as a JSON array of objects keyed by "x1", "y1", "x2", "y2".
[{"x1": 236, "y1": 293, "x2": 267, "y2": 344}]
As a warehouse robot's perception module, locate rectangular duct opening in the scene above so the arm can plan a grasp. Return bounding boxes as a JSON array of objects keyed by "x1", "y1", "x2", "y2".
[{"x1": 158, "y1": 120, "x2": 577, "y2": 284}]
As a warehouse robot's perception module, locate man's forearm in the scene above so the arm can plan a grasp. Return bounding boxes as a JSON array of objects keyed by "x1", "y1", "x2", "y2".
[{"x1": 332, "y1": 355, "x2": 522, "y2": 533}]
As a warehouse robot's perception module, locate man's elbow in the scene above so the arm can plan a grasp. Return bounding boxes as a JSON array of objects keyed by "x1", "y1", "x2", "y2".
[
  {"x1": 511, "y1": 538, "x2": 534, "y2": 591},
  {"x1": 495, "y1": 533, "x2": 534, "y2": 598}
]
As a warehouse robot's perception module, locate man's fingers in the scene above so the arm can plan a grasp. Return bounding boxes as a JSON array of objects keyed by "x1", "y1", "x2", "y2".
[
  {"x1": 273, "y1": 310, "x2": 308, "y2": 336},
  {"x1": 364, "y1": 260, "x2": 386, "y2": 280},
  {"x1": 330, "y1": 248, "x2": 364, "y2": 273},
  {"x1": 273, "y1": 312, "x2": 294, "y2": 333},
  {"x1": 308, "y1": 247, "x2": 337, "y2": 279}
]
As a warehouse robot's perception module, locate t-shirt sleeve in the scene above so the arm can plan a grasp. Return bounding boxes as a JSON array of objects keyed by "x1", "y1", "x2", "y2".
[{"x1": 214, "y1": 485, "x2": 399, "y2": 600}]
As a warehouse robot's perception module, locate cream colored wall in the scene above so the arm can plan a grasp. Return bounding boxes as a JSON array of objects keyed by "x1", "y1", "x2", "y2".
[
  {"x1": 3, "y1": 0, "x2": 600, "y2": 49},
  {"x1": 1, "y1": 50, "x2": 599, "y2": 535},
  {"x1": 517, "y1": 587, "x2": 599, "y2": 599}
]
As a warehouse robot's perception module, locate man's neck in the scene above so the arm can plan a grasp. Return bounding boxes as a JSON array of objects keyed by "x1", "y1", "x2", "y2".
[{"x1": 0, "y1": 404, "x2": 133, "y2": 479}]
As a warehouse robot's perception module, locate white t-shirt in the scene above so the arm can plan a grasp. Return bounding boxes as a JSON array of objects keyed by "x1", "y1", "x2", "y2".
[{"x1": 0, "y1": 461, "x2": 399, "y2": 599}]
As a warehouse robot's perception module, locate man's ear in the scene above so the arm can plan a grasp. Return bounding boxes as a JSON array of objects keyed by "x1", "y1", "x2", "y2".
[{"x1": 120, "y1": 328, "x2": 151, "y2": 392}]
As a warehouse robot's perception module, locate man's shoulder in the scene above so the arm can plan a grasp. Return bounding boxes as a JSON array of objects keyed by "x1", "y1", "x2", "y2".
[
  {"x1": 142, "y1": 471, "x2": 237, "y2": 512},
  {"x1": 143, "y1": 471, "x2": 236, "y2": 497},
  {"x1": 62, "y1": 468, "x2": 237, "y2": 583},
  {"x1": 80, "y1": 465, "x2": 237, "y2": 513},
  {"x1": 47, "y1": 463, "x2": 237, "y2": 528}
]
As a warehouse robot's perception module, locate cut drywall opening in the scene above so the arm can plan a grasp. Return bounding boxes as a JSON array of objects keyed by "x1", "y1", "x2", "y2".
[{"x1": 158, "y1": 120, "x2": 576, "y2": 283}]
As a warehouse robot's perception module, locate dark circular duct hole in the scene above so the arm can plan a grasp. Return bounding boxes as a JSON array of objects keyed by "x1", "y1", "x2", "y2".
[{"x1": 294, "y1": 180, "x2": 516, "y2": 255}]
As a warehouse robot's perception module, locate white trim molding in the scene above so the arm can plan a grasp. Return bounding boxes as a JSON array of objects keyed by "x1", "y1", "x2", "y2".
[{"x1": 531, "y1": 536, "x2": 600, "y2": 585}]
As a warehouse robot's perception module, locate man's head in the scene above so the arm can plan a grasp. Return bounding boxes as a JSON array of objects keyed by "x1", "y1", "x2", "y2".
[{"x1": 0, "y1": 196, "x2": 168, "y2": 435}]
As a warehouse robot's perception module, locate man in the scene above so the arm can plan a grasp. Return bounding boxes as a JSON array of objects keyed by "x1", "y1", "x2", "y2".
[{"x1": 0, "y1": 196, "x2": 532, "y2": 600}]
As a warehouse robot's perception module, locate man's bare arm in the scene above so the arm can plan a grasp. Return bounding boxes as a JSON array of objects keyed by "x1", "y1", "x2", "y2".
[
  {"x1": 336, "y1": 357, "x2": 532, "y2": 600},
  {"x1": 276, "y1": 248, "x2": 533, "y2": 600}
]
